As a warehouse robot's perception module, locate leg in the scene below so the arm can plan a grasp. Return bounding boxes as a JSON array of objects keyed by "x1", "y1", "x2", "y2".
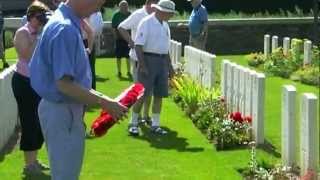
[
  {"x1": 38, "y1": 100, "x2": 85, "y2": 180},
  {"x1": 116, "y1": 57, "x2": 122, "y2": 77},
  {"x1": 126, "y1": 58, "x2": 131, "y2": 78},
  {"x1": 89, "y1": 46, "x2": 96, "y2": 89},
  {"x1": 142, "y1": 95, "x2": 152, "y2": 124}
]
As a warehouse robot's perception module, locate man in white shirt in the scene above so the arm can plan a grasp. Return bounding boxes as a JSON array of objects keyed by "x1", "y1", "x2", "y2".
[
  {"x1": 132, "y1": 0, "x2": 175, "y2": 135},
  {"x1": 87, "y1": 11, "x2": 104, "y2": 89},
  {"x1": 118, "y1": 0, "x2": 159, "y2": 135}
]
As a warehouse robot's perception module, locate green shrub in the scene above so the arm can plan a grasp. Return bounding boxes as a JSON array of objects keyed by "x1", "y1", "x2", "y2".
[
  {"x1": 311, "y1": 45, "x2": 320, "y2": 66},
  {"x1": 191, "y1": 96, "x2": 225, "y2": 132},
  {"x1": 290, "y1": 38, "x2": 304, "y2": 63},
  {"x1": 264, "y1": 48, "x2": 300, "y2": 78},
  {"x1": 246, "y1": 52, "x2": 265, "y2": 67},
  {"x1": 291, "y1": 66, "x2": 320, "y2": 86}
]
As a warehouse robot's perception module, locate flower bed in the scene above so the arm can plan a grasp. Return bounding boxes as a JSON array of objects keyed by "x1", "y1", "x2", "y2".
[
  {"x1": 171, "y1": 75, "x2": 252, "y2": 150},
  {"x1": 246, "y1": 39, "x2": 320, "y2": 86}
]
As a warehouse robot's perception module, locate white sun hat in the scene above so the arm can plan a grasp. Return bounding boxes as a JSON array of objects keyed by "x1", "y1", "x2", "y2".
[{"x1": 151, "y1": 0, "x2": 177, "y2": 13}]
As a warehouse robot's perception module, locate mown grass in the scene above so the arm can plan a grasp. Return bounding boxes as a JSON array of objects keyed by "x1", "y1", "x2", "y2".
[{"x1": 0, "y1": 49, "x2": 318, "y2": 179}]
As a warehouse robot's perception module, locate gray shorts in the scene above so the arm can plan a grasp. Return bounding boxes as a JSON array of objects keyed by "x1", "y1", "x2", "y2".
[
  {"x1": 138, "y1": 53, "x2": 169, "y2": 97},
  {"x1": 38, "y1": 99, "x2": 85, "y2": 180}
]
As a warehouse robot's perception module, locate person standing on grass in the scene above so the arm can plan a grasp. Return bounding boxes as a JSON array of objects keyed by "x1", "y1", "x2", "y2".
[
  {"x1": 29, "y1": 0, "x2": 128, "y2": 179},
  {"x1": 87, "y1": 11, "x2": 104, "y2": 89},
  {"x1": 111, "y1": 0, "x2": 131, "y2": 78},
  {"x1": 118, "y1": 0, "x2": 159, "y2": 135},
  {"x1": 187, "y1": 0, "x2": 208, "y2": 50},
  {"x1": 132, "y1": 0, "x2": 175, "y2": 135},
  {"x1": 11, "y1": 1, "x2": 50, "y2": 175}
]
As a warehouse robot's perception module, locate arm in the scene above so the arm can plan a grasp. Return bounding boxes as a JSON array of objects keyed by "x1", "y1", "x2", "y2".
[
  {"x1": 81, "y1": 19, "x2": 94, "y2": 53},
  {"x1": 166, "y1": 54, "x2": 174, "y2": 79},
  {"x1": 14, "y1": 29, "x2": 37, "y2": 60},
  {"x1": 135, "y1": 45, "x2": 148, "y2": 75},
  {"x1": 57, "y1": 76, "x2": 127, "y2": 120},
  {"x1": 118, "y1": 27, "x2": 134, "y2": 48}
]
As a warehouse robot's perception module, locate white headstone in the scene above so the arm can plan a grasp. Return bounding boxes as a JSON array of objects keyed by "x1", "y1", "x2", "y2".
[
  {"x1": 239, "y1": 67, "x2": 247, "y2": 115},
  {"x1": 177, "y1": 42, "x2": 182, "y2": 64},
  {"x1": 303, "y1": 40, "x2": 312, "y2": 65},
  {"x1": 300, "y1": 93, "x2": 319, "y2": 175},
  {"x1": 264, "y1": 34, "x2": 271, "y2": 58},
  {"x1": 227, "y1": 63, "x2": 235, "y2": 109},
  {"x1": 252, "y1": 73, "x2": 265, "y2": 145},
  {"x1": 199, "y1": 51, "x2": 215, "y2": 88},
  {"x1": 282, "y1": 85, "x2": 297, "y2": 167},
  {"x1": 221, "y1": 60, "x2": 230, "y2": 98},
  {"x1": 232, "y1": 65, "x2": 240, "y2": 112},
  {"x1": 244, "y1": 70, "x2": 253, "y2": 116},
  {"x1": 283, "y1": 37, "x2": 291, "y2": 56},
  {"x1": 272, "y1": 35, "x2": 279, "y2": 53}
]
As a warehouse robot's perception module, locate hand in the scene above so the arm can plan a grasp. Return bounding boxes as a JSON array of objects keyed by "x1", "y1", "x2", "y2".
[
  {"x1": 168, "y1": 64, "x2": 175, "y2": 79},
  {"x1": 100, "y1": 98, "x2": 128, "y2": 121},
  {"x1": 138, "y1": 62, "x2": 148, "y2": 76},
  {"x1": 128, "y1": 40, "x2": 135, "y2": 49}
]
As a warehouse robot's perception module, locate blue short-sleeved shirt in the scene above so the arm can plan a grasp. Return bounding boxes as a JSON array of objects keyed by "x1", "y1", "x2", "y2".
[
  {"x1": 188, "y1": 4, "x2": 208, "y2": 36},
  {"x1": 29, "y1": 3, "x2": 92, "y2": 103}
]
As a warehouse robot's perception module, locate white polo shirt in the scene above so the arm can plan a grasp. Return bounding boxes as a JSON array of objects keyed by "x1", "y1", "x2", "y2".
[
  {"x1": 135, "y1": 13, "x2": 171, "y2": 55},
  {"x1": 118, "y1": 7, "x2": 148, "y2": 61}
]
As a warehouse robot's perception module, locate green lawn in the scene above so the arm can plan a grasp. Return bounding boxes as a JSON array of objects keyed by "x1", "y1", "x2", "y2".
[{"x1": 0, "y1": 50, "x2": 318, "y2": 179}]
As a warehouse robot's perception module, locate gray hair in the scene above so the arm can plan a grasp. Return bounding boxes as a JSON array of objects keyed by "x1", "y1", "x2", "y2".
[{"x1": 119, "y1": 0, "x2": 128, "y2": 7}]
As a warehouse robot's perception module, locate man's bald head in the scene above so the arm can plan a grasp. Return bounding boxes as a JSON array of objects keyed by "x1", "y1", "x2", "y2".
[{"x1": 67, "y1": 0, "x2": 105, "y2": 18}]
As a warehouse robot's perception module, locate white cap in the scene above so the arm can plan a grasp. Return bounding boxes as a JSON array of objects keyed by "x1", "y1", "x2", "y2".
[{"x1": 151, "y1": 0, "x2": 176, "y2": 13}]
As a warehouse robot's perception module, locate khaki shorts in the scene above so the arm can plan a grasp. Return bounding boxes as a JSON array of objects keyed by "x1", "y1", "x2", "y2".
[{"x1": 137, "y1": 53, "x2": 169, "y2": 98}]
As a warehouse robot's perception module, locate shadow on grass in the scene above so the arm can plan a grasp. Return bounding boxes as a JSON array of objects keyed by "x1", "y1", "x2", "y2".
[
  {"x1": 22, "y1": 172, "x2": 51, "y2": 180},
  {"x1": 257, "y1": 140, "x2": 281, "y2": 158},
  {"x1": 134, "y1": 125, "x2": 204, "y2": 152},
  {"x1": 118, "y1": 76, "x2": 133, "y2": 82},
  {"x1": 96, "y1": 76, "x2": 110, "y2": 82},
  {"x1": 0, "y1": 126, "x2": 20, "y2": 163}
]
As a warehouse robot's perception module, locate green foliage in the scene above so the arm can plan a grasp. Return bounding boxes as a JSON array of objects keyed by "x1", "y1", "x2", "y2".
[
  {"x1": 290, "y1": 38, "x2": 304, "y2": 62},
  {"x1": 264, "y1": 48, "x2": 300, "y2": 78},
  {"x1": 172, "y1": 74, "x2": 251, "y2": 150},
  {"x1": 207, "y1": 116, "x2": 251, "y2": 150},
  {"x1": 246, "y1": 52, "x2": 265, "y2": 67},
  {"x1": 291, "y1": 66, "x2": 320, "y2": 86}
]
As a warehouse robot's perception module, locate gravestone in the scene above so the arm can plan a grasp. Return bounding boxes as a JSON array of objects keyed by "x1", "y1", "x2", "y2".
[
  {"x1": 252, "y1": 73, "x2": 265, "y2": 145},
  {"x1": 272, "y1": 35, "x2": 279, "y2": 53},
  {"x1": 264, "y1": 34, "x2": 271, "y2": 58},
  {"x1": 283, "y1": 37, "x2": 291, "y2": 56},
  {"x1": 282, "y1": 85, "x2": 297, "y2": 167},
  {"x1": 300, "y1": 93, "x2": 319, "y2": 175},
  {"x1": 221, "y1": 60, "x2": 230, "y2": 98},
  {"x1": 303, "y1": 40, "x2": 312, "y2": 65}
]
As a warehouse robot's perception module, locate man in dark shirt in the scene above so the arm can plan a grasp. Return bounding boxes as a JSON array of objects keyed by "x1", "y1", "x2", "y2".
[{"x1": 112, "y1": 0, "x2": 131, "y2": 78}]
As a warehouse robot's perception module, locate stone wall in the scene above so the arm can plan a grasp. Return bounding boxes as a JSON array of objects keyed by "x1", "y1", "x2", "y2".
[
  {"x1": 4, "y1": 17, "x2": 318, "y2": 55},
  {"x1": 98, "y1": 17, "x2": 317, "y2": 56}
]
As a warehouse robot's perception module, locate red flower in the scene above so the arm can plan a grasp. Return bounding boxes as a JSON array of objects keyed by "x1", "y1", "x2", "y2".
[
  {"x1": 230, "y1": 112, "x2": 244, "y2": 123},
  {"x1": 244, "y1": 116, "x2": 253, "y2": 124},
  {"x1": 90, "y1": 83, "x2": 145, "y2": 137}
]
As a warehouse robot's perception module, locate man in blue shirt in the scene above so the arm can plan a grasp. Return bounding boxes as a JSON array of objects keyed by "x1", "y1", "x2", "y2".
[
  {"x1": 29, "y1": 0, "x2": 127, "y2": 179},
  {"x1": 187, "y1": 0, "x2": 208, "y2": 50}
]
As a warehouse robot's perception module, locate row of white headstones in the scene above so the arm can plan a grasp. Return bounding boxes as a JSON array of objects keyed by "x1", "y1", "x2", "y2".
[
  {"x1": 264, "y1": 34, "x2": 313, "y2": 65},
  {"x1": 282, "y1": 85, "x2": 319, "y2": 175},
  {"x1": 169, "y1": 39, "x2": 319, "y2": 176},
  {"x1": 221, "y1": 60, "x2": 265, "y2": 145}
]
